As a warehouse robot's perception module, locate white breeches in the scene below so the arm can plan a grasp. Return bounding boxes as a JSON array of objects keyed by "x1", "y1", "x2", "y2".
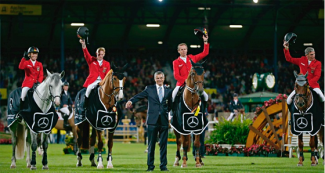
[
  {"x1": 227, "y1": 112, "x2": 238, "y2": 121},
  {"x1": 85, "y1": 79, "x2": 101, "y2": 98},
  {"x1": 172, "y1": 86, "x2": 208, "y2": 102},
  {"x1": 287, "y1": 88, "x2": 325, "y2": 104},
  {"x1": 21, "y1": 87, "x2": 31, "y2": 101},
  {"x1": 57, "y1": 107, "x2": 73, "y2": 120}
]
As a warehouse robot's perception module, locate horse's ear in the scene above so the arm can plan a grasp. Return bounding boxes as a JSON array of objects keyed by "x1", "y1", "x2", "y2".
[
  {"x1": 305, "y1": 72, "x2": 308, "y2": 78},
  {"x1": 60, "y1": 71, "x2": 65, "y2": 78},
  {"x1": 46, "y1": 69, "x2": 52, "y2": 76},
  {"x1": 111, "y1": 63, "x2": 116, "y2": 71},
  {"x1": 200, "y1": 60, "x2": 206, "y2": 65},
  {"x1": 122, "y1": 63, "x2": 129, "y2": 71},
  {"x1": 293, "y1": 71, "x2": 298, "y2": 78},
  {"x1": 190, "y1": 59, "x2": 194, "y2": 65}
]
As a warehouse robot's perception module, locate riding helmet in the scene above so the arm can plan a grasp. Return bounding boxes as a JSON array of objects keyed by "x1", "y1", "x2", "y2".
[
  {"x1": 27, "y1": 46, "x2": 39, "y2": 53},
  {"x1": 284, "y1": 32, "x2": 297, "y2": 43},
  {"x1": 194, "y1": 27, "x2": 208, "y2": 39},
  {"x1": 77, "y1": 26, "x2": 89, "y2": 40},
  {"x1": 63, "y1": 81, "x2": 69, "y2": 86}
]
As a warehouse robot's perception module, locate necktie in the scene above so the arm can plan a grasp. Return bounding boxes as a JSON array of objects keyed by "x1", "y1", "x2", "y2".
[{"x1": 158, "y1": 86, "x2": 163, "y2": 102}]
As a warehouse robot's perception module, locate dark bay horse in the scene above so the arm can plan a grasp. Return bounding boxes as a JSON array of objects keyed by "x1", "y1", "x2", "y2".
[
  {"x1": 291, "y1": 71, "x2": 324, "y2": 166},
  {"x1": 75, "y1": 65, "x2": 126, "y2": 169},
  {"x1": 171, "y1": 60, "x2": 208, "y2": 168}
]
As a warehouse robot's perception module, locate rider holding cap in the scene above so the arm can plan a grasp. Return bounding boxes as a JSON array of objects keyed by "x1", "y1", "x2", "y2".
[
  {"x1": 283, "y1": 40, "x2": 325, "y2": 104},
  {"x1": 79, "y1": 39, "x2": 111, "y2": 109},
  {"x1": 19, "y1": 47, "x2": 44, "y2": 110},
  {"x1": 172, "y1": 29, "x2": 209, "y2": 103}
]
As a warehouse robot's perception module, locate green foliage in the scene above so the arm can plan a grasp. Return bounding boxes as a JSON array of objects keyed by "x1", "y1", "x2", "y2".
[
  {"x1": 168, "y1": 131, "x2": 176, "y2": 139},
  {"x1": 206, "y1": 117, "x2": 252, "y2": 145}
]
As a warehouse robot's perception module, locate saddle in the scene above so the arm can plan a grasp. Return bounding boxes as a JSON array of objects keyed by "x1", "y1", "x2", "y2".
[{"x1": 176, "y1": 83, "x2": 186, "y2": 97}]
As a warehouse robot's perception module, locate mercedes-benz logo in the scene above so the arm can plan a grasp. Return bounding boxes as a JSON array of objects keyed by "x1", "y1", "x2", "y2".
[
  {"x1": 296, "y1": 117, "x2": 308, "y2": 129},
  {"x1": 38, "y1": 117, "x2": 49, "y2": 129},
  {"x1": 187, "y1": 116, "x2": 199, "y2": 128},
  {"x1": 101, "y1": 115, "x2": 113, "y2": 126}
]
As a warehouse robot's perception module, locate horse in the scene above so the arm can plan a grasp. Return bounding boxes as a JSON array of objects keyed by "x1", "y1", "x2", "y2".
[
  {"x1": 170, "y1": 60, "x2": 209, "y2": 168},
  {"x1": 75, "y1": 65, "x2": 126, "y2": 169},
  {"x1": 7, "y1": 70, "x2": 64, "y2": 170},
  {"x1": 55, "y1": 107, "x2": 78, "y2": 151},
  {"x1": 290, "y1": 71, "x2": 324, "y2": 166}
]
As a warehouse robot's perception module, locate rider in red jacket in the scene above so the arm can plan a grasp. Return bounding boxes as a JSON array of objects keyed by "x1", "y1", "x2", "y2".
[
  {"x1": 19, "y1": 46, "x2": 44, "y2": 109},
  {"x1": 283, "y1": 41, "x2": 325, "y2": 104},
  {"x1": 79, "y1": 39, "x2": 111, "y2": 107},
  {"x1": 172, "y1": 33, "x2": 209, "y2": 102}
]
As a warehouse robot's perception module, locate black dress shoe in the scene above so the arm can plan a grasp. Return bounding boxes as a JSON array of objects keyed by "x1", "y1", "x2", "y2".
[
  {"x1": 161, "y1": 168, "x2": 169, "y2": 171},
  {"x1": 146, "y1": 169, "x2": 154, "y2": 172}
]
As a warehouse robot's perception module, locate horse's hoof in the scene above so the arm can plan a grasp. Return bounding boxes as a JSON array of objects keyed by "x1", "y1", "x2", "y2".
[
  {"x1": 10, "y1": 165, "x2": 16, "y2": 169},
  {"x1": 76, "y1": 162, "x2": 82, "y2": 167},
  {"x1": 196, "y1": 164, "x2": 202, "y2": 168},
  {"x1": 27, "y1": 163, "x2": 31, "y2": 168},
  {"x1": 173, "y1": 163, "x2": 179, "y2": 166},
  {"x1": 311, "y1": 163, "x2": 317, "y2": 166},
  {"x1": 97, "y1": 165, "x2": 104, "y2": 169},
  {"x1": 91, "y1": 163, "x2": 97, "y2": 167},
  {"x1": 107, "y1": 165, "x2": 113, "y2": 168},
  {"x1": 30, "y1": 165, "x2": 37, "y2": 170},
  {"x1": 297, "y1": 163, "x2": 303, "y2": 166},
  {"x1": 181, "y1": 164, "x2": 187, "y2": 168},
  {"x1": 200, "y1": 162, "x2": 204, "y2": 166},
  {"x1": 42, "y1": 165, "x2": 49, "y2": 170}
]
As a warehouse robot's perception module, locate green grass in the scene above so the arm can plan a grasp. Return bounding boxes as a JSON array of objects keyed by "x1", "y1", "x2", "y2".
[{"x1": 0, "y1": 143, "x2": 324, "y2": 172}]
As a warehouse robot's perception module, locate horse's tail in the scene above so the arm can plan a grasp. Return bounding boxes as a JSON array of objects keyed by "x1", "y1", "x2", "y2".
[{"x1": 15, "y1": 123, "x2": 26, "y2": 159}]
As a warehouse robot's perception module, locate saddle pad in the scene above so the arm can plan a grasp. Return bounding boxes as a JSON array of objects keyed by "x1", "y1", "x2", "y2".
[
  {"x1": 182, "y1": 112, "x2": 204, "y2": 132},
  {"x1": 292, "y1": 113, "x2": 313, "y2": 133},
  {"x1": 86, "y1": 110, "x2": 117, "y2": 130}
]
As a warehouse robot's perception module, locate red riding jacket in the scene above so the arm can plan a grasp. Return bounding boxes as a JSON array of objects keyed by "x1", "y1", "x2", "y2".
[
  {"x1": 82, "y1": 48, "x2": 110, "y2": 87},
  {"x1": 284, "y1": 48, "x2": 321, "y2": 89},
  {"x1": 19, "y1": 58, "x2": 44, "y2": 88},
  {"x1": 173, "y1": 43, "x2": 209, "y2": 86}
]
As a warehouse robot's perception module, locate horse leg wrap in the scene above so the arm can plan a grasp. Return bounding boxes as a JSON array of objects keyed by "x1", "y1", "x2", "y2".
[
  {"x1": 89, "y1": 153, "x2": 95, "y2": 161},
  {"x1": 31, "y1": 152, "x2": 36, "y2": 165},
  {"x1": 97, "y1": 153, "x2": 102, "y2": 162},
  {"x1": 300, "y1": 152, "x2": 304, "y2": 161},
  {"x1": 107, "y1": 153, "x2": 112, "y2": 161},
  {"x1": 176, "y1": 151, "x2": 181, "y2": 160},
  {"x1": 42, "y1": 152, "x2": 48, "y2": 166},
  {"x1": 78, "y1": 152, "x2": 83, "y2": 160}
]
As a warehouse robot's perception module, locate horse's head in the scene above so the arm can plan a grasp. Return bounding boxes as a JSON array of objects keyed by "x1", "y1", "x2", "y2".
[
  {"x1": 111, "y1": 64, "x2": 128, "y2": 101},
  {"x1": 46, "y1": 70, "x2": 65, "y2": 107},
  {"x1": 293, "y1": 71, "x2": 310, "y2": 111},
  {"x1": 99, "y1": 64, "x2": 127, "y2": 103},
  {"x1": 186, "y1": 60, "x2": 205, "y2": 96}
]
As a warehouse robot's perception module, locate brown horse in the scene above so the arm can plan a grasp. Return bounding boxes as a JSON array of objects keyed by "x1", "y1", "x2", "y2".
[
  {"x1": 292, "y1": 71, "x2": 324, "y2": 166},
  {"x1": 171, "y1": 60, "x2": 208, "y2": 168},
  {"x1": 55, "y1": 107, "x2": 78, "y2": 151},
  {"x1": 75, "y1": 66, "x2": 126, "y2": 169}
]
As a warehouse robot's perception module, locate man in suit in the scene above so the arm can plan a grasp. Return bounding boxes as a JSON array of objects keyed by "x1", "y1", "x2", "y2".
[
  {"x1": 60, "y1": 82, "x2": 74, "y2": 128},
  {"x1": 227, "y1": 93, "x2": 243, "y2": 121},
  {"x1": 126, "y1": 71, "x2": 172, "y2": 172}
]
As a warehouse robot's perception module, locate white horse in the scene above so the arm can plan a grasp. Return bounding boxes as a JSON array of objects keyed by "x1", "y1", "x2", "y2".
[{"x1": 8, "y1": 70, "x2": 64, "y2": 170}]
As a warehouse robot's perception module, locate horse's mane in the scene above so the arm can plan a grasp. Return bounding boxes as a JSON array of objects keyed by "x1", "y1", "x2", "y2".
[{"x1": 99, "y1": 69, "x2": 113, "y2": 86}]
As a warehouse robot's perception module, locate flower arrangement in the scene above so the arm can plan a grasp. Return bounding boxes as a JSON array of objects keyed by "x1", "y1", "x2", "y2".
[
  {"x1": 0, "y1": 139, "x2": 12, "y2": 144},
  {"x1": 253, "y1": 94, "x2": 288, "y2": 120},
  {"x1": 244, "y1": 143, "x2": 277, "y2": 156}
]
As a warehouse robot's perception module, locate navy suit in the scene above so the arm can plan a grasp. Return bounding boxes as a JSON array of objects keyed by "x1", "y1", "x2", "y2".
[
  {"x1": 60, "y1": 91, "x2": 73, "y2": 108},
  {"x1": 129, "y1": 85, "x2": 172, "y2": 170}
]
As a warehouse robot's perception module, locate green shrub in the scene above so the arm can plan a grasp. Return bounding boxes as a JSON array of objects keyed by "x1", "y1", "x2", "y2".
[{"x1": 206, "y1": 116, "x2": 252, "y2": 145}]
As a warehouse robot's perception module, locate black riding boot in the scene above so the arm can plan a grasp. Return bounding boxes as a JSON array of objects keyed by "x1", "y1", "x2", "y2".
[
  {"x1": 20, "y1": 98, "x2": 25, "y2": 111},
  {"x1": 63, "y1": 114, "x2": 70, "y2": 128},
  {"x1": 84, "y1": 96, "x2": 89, "y2": 109}
]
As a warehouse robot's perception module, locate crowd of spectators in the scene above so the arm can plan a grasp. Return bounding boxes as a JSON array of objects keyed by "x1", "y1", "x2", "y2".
[{"x1": 0, "y1": 48, "x2": 324, "y2": 120}]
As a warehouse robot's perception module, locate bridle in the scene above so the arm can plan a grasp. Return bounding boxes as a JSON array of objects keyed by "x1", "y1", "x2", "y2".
[
  {"x1": 100, "y1": 72, "x2": 124, "y2": 105},
  {"x1": 185, "y1": 67, "x2": 204, "y2": 109},
  {"x1": 35, "y1": 80, "x2": 61, "y2": 105},
  {"x1": 294, "y1": 79, "x2": 311, "y2": 110}
]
